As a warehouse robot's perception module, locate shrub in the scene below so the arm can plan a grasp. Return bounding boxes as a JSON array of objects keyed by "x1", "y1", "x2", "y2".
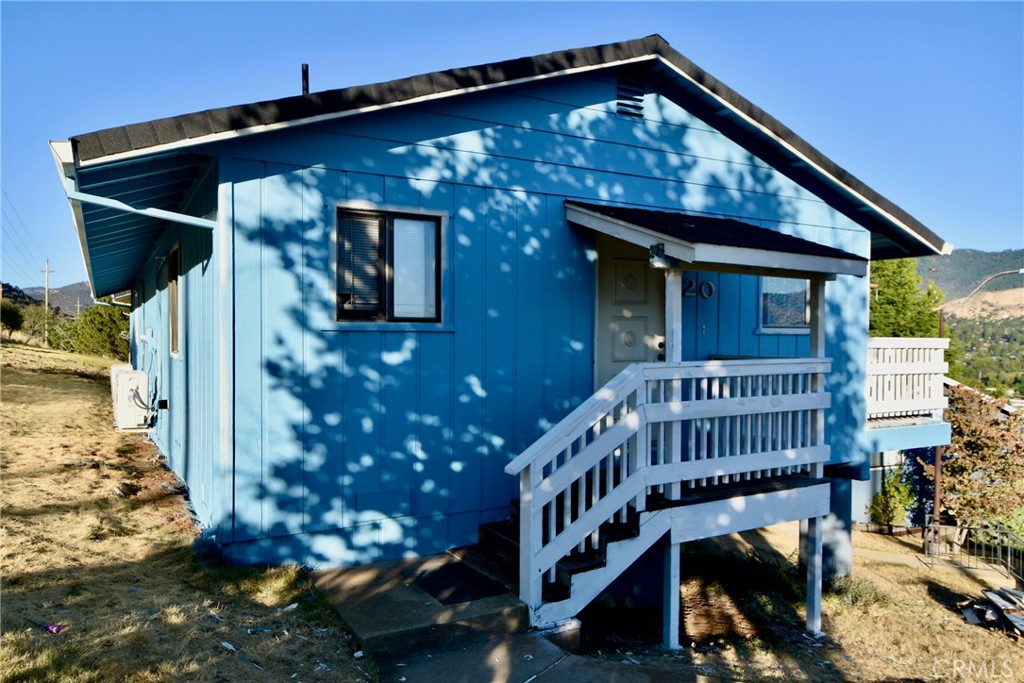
[{"x1": 868, "y1": 468, "x2": 915, "y2": 526}]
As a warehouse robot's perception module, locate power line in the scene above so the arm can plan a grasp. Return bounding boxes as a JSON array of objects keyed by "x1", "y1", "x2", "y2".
[
  {"x1": 1, "y1": 223, "x2": 42, "y2": 269},
  {"x1": 1, "y1": 189, "x2": 48, "y2": 264},
  {"x1": 1, "y1": 257, "x2": 37, "y2": 286},
  {"x1": 0, "y1": 234, "x2": 42, "y2": 285},
  {"x1": 1, "y1": 210, "x2": 47, "y2": 267}
]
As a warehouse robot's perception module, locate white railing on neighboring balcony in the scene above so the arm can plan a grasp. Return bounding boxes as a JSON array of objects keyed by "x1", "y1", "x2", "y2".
[
  {"x1": 504, "y1": 358, "x2": 831, "y2": 618},
  {"x1": 866, "y1": 337, "x2": 949, "y2": 421}
]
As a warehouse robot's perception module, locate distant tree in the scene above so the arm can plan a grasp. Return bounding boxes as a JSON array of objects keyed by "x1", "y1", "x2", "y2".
[
  {"x1": 1, "y1": 300, "x2": 24, "y2": 338},
  {"x1": 870, "y1": 259, "x2": 944, "y2": 337},
  {"x1": 20, "y1": 304, "x2": 70, "y2": 347},
  {"x1": 65, "y1": 300, "x2": 129, "y2": 360},
  {"x1": 919, "y1": 384, "x2": 1024, "y2": 522}
]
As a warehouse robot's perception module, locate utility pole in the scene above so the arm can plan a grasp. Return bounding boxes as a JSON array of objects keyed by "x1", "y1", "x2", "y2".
[
  {"x1": 41, "y1": 258, "x2": 54, "y2": 347},
  {"x1": 76, "y1": 297, "x2": 81, "y2": 317}
]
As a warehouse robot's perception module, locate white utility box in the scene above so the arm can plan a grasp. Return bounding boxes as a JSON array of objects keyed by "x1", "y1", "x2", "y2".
[{"x1": 110, "y1": 364, "x2": 150, "y2": 430}]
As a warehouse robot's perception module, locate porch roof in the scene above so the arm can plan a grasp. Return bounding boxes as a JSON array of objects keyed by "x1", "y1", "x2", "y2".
[{"x1": 566, "y1": 201, "x2": 868, "y2": 279}]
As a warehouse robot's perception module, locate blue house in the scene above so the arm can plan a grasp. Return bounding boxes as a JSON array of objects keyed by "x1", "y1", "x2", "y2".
[{"x1": 52, "y1": 35, "x2": 951, "y2": 638}]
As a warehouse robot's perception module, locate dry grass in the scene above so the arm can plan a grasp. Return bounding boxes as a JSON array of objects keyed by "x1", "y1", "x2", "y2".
[
  {"x1": 1, "y1": 342, "x2": 370, "y2": 682},
  {"x1": 5, "y1": 341, "x2": 1022, "y2": 681}
]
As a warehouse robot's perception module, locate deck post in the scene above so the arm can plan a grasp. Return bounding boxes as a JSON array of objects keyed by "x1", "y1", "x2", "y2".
[
  {"x1": 519, "y1": 465, "x2": 543, "y2": 624},
  {"x1": 798, "y1": 518, "x2": 808, "y2": 566},
  {"x1": 663, "y1": 539, "x2": 681, "y2": 649},
  {"x1": 665, "y1": 268, "x2": 683, "y2": 499},
  {"x1": 805, "y1": 515, "x2": 823, "y2": 634},
  {"x1": 806, "y1": 276, "x2": 826, "y2": 633}
]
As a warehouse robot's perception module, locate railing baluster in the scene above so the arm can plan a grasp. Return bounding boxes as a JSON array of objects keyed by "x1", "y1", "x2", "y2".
[{"x1": 508, "y1": 359, "x2": 837, "y2": 623}]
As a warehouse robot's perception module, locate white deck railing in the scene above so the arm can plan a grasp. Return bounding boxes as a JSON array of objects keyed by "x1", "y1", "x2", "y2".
[
  {"x1": 866, "y1": 337, "x2": 949, "y2": 421},
  {"x1": 504, "y1": 358, "x2": 831, "y2": 619}
]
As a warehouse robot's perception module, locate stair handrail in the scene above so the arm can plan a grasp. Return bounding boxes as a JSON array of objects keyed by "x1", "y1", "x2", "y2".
[
  {"x1": 507, "y1": 358, "x2": 833, "y2": 626},
  {"x1": 504, "y1": 364, "x2": 646, "y2": 477}
]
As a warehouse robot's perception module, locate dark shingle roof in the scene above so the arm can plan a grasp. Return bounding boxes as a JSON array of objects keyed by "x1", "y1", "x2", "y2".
[
  {"x1": 67, "y1": 34, "x2": 948, "y2": 258},
  {"x1": 71, "y1": 36, "x2": 669, "y2": 163}
]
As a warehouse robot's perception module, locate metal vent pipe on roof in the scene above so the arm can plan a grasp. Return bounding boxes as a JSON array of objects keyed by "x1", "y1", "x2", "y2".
[{"x1": 302, "y1": 64, "x2": 309, "y2": 95}]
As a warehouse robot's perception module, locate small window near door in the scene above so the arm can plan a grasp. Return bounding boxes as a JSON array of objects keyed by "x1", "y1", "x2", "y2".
[
  {"x1": 336, "y1": 208, "x2": 441, "y2": 322},
  {"x1": 168, "y1": 247, "x2": 180, "y2": 355},
  {"x1": 760, "y1": 276, "x2": 809, "y2": 331}
]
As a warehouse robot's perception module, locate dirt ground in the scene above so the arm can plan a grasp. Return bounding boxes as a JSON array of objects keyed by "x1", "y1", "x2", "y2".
[
  {"x1": 3, "y1": 342, "x2": 1023, "y2": 682},
  {"x1": 0, "y1": 343, "x2": 370, "y2": 682},
  {"x1": 585, "y1": 523, "x2": 1024, "y2": 682}
]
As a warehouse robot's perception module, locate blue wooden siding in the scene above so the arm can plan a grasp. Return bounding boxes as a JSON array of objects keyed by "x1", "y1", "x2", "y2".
[
  {"x1": 203, "y1": 71, "x2": 870, "y2": 565},
  {"x1": 130, "y1": 166, "x2": 227, "y2": 534}
]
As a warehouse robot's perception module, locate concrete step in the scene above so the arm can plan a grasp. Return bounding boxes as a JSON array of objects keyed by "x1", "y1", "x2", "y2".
[{"x1": 314, "y1": 554, "x2": 528, "y2": 659}]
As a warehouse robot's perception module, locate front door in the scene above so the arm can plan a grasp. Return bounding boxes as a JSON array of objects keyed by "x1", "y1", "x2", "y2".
[{"x1": 595, "y1": 234, "x2": 666, "y2": 389}]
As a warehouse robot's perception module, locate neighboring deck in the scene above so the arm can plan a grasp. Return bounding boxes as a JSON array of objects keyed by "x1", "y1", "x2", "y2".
[{"x1": 865, "y1": 337, "x2": 951, "y2": 452}]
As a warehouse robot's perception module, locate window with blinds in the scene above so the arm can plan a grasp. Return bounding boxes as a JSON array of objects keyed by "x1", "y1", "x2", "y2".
[{"x1": 336, "y1": 208, "x2": 441, "y2": 322}]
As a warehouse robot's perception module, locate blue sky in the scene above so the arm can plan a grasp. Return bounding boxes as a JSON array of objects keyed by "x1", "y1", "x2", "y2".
[{"x1": 2, "y1": 1, "x2": 1021, "y2": 289}]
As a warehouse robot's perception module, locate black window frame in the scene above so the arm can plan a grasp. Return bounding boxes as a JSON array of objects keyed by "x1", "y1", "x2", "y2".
[{"x1": 336, "y1": 208, "x2": 442, "y2": 323}]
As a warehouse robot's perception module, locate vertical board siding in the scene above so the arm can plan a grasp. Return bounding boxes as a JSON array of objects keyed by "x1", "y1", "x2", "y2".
[
  {"x1": 127, "y1": 164, "x2": 225, "y2": 536},
  {"x1": 230, "y1": 161, "x2": 266, "y2": 542},
  {"x1": 214, "y1": 72, "x2": 870, "y2": 564}
]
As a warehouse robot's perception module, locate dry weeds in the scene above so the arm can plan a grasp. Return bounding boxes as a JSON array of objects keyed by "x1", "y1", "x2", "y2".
[
  {"x1": 587, "y1": 525, "x2": 1024, "y2": 681},
  {"x1": 1, "y1": 343, "x2": 370, "y2": 682}
]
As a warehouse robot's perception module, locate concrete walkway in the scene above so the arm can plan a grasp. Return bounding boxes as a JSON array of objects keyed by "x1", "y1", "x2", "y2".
[
  {"x1": 374, "y1": 631, "x2": 732, "y2": 683},
  {"x1": 315, "y1": 554, "x2": 734, "y2": 683}
]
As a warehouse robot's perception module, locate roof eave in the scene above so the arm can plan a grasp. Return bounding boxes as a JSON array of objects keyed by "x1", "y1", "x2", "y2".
[{"x1": 50, "y1": 140, "x2": 102, "y2": 300}]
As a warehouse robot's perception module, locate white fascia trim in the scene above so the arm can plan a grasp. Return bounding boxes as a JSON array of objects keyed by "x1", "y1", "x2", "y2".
[
  {"x1": 566, "y1": 204, "x2": 696, "y2": 261},
  {"x1": 50, "y1": 140, "x2": 100, "y2": 300},
  {"x1": 77, "y1": 55, "x2": 659, "y2": 169},
  {"x1": 653, "y1": 56, "x2": 950, "y2": 257},
  {"x1": 693, "y1": 243, "x2": 867, "y2": 277}
]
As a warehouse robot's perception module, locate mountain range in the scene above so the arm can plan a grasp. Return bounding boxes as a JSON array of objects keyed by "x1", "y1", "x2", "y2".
[
  {"x1": 917, "y1": 248, "x2": 1023, "y2": 300},
  {"x1": 2, "y1": 281, "x2": 95, "y2": 316}
]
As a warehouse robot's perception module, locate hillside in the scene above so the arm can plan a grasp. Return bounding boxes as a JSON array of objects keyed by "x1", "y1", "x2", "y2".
[
  {"x1": 917, "y1": 247, "x2": 1024, "y2": 300},
  {"x1": 22, "y1": 281, "x2": 94, "y2": 316},
  {"x1": 1, "y1": 283, "x2": 42, "y2": 307},
  {"x1": 945, "y1": 287, "x2": 1024, "y2": 320}
]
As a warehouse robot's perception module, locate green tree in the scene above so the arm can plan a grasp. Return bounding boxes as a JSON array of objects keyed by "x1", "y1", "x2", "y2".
[
  {"x1": 870, "y1": 258, "x2": 944, "y2": 337},
  {"x1": 65, "y1": 300, "x2": 129, "y2": 360},
  {"x1": 1, "y1": 300, "x2": 24, "y2": 338},
  {"x1": 20, "y1": 304, "x2": 71, "y2": 348}
]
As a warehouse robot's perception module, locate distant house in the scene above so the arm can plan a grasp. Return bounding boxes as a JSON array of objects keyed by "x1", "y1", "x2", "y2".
[{"x1": 52, "y1": 35, "x2": 951, "y2": 637}]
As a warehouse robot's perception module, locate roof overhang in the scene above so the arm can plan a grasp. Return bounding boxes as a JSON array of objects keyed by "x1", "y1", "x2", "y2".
[
  {"x1": 58, "y1": 34, "x2": 951, "y2": 291},
  {"x1": 566, "y1": 201, "x2": 868, "y2": 279},
  {"x1": 51, "y1": 140, "x2": 215, "y2": 299}
]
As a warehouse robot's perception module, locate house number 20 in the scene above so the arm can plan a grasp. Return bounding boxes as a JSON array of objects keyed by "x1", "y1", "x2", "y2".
[{"x1": 682, "y1": 278, "x2": 715, "y2": 299}]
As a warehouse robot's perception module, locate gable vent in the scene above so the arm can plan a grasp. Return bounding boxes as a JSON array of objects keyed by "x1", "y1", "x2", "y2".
[{"x1": 616, "y1": 73, "x2": 647, "y2": 119}]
